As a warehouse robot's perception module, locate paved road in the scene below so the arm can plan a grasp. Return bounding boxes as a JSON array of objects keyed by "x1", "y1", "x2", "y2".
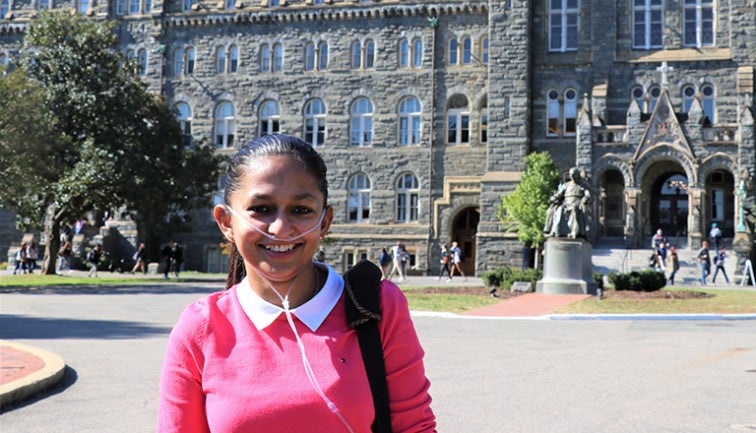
[{"x1": 1, "y1": 283, "x2": 755, "y2": 433}]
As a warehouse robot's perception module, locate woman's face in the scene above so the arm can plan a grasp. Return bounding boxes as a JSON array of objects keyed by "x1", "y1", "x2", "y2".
[{"x1": 215, "y1": 155, "x2": 332, "y2": 285}]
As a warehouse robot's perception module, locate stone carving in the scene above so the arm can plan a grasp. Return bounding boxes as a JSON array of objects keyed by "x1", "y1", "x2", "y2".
[{"x1": 544, "y1": 167, "x2": 592, "y2": 240}]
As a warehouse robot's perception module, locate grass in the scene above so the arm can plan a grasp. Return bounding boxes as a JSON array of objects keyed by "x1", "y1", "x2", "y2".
[
  {"x1": 553, "y1": 288, "x2": 756, "y2": 314},
  {"x1": 404, "y1": 293, "x2": 499, "y2": 314},
  {"x1": 0, "y1": 271, "x2": 224, "y2": 287}
]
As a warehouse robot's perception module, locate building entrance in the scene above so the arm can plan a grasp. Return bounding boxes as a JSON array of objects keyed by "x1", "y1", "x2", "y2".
[
  {"x1": 651, "y1": 173, "x2": 689, "y2": 241},
  {"x1": 451, "y1": 207, "x2": 479, "y2": 276}
]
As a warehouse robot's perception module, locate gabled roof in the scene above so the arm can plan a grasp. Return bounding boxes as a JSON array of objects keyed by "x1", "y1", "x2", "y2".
[{"x1": 634, "y1": 89, "x2": 694, "y2": 160}]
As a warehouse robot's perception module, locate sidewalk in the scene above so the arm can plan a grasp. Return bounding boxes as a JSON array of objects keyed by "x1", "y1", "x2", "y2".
[{"x1": 0, "y1": 340, "x2": 65, "y2": 409}]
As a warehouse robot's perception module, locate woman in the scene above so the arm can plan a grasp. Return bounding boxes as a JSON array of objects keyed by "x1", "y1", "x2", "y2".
[
  {"x1": 158, "y1": 134, "x2": 436, "y2": 433},
  {"x1": 437, "y1": 244, "x2": 452, "y2": 282},
  {"x1": 667, "y1": 246, "x2": 680, "y2": 285},
  {"x1": 131, "y1": 242, "x2": 147, "y2": 274}
]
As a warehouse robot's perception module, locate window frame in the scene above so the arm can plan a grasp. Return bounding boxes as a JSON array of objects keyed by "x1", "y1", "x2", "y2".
[
  {"x1": 214, "y1": 101, "x2": 236, "y2": 149},
  {"x1": 348, "y1": 173, "x2": 371, "y2": 223},
  {"x1": 683, "y1": 0, "x2": 715, "y2": 48},
  {"x1": 395, "y1": 173, "x2": 420, "y2": 223},
  {"x1": 258, "y1": 99, "x2": 281, "y2": 137},
  {"x1": 175, "y1": 102, "x2": 193, "y2": 147},
  {"x1": 303, "y1": 98, "x2": 327, "y2": 147},
  {"x1": 446, "y1": 95, "x2": 470, "y2": 145},
  {"x1": 632, "y1": 0, "x2": 664, "y2": 49},
  {"x1": 548, "y1": 0, "x2": 579, "y2": 52},
  {"x1": 398, "y1": 96, "x2": 422, "y2": 146},
  {"x1": 350, "y1": 97, "x2": 374, "y2": 147}
]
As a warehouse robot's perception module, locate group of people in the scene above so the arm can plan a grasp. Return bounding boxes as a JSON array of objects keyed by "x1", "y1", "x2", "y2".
[
  {"x1": 437, "y1": 241, "x2": 467, "y2": 282},
  {"x1": 651, "y1": 226, "x2": 731, "y2": 286},
  {"x1": 379, "y1": 242, "x2": 411, "y2": 283},
  {"x1": 12, "y1": 241, "x2": 39, "y2": 275}
]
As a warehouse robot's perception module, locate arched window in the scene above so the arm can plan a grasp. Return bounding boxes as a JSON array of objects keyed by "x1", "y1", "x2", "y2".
[
  {"x1": 701, "y1": 83, "x2": 715, "y2": 123},
  {"x1": 396, "y1": 173, "x2": 419, "y2": 223},
  {"x1": 351, "y1": 41, "x2": 361, "y2": 69},
  {"x1": 681, "y1": 84, "x2": 696, "y2": 112},
  {"x1": 78, "y1": 0, "x2": 90, "y2": 14},
  {"x1": 348, "y1": 173, "x2": 371, "y2": 223},
  {"x1": 272, "y1": 43, "x2": 283, "y2": 72},
  {"x1": 364, "y1": 39, "x2": 375, "y2": 69},
  {"x1": 175, "y1": 102, "x2": 193, "y2": 147},
  {"x1": 480, "y1": 37, "x2": 489, "y2": 65},
  {"x1": 128, "y1": 0, "x2": 139, "y2": 14},
  {"x1": 398, "y1": 96, "x2": 421, "y2": 146},
  {"x1": 447, "y1": 94, "x2": 470, "y2": 145},
  {"x1": 185, "y1": 48, "x2": 195, "y2": 74},
  {"x1": 631, "y1": 85, "x2": 644, "y2": 111},
  {"x1": 350, "y1": 97, "x2": 374, "y2": 147},
  {"x1": 224, "y1": 0, "x2": 234, "y2": 9},
  {"x1": 563, "y1": 88, "x2": 577, "y2": 136},
  {"x1": 137, "y1": 49, "x2": 147, "y2": 76},
  {"x1": 305, "y1": 42, "x2": 316, "y2": 71},
  {"x1": 303, "y1": 98, "x2": 327, "y2": 147},
  {"x1": 229, "y1": 45, "x2": 238, "y2": 73},
  {"x1": 182, "y1": 0, "x2": 192, "y2": 11},
  {"x1": 0, "y1": 0, "x2": 8, "y2": 16},
  {"x1": 649, "y1": 85, "x2": 661, "y2": 112},
  {"x1": 260, "y1": 44, "x2": 271, "y2": 72},
  {"x1": 317, "y1": 41, "x2": 328, "y2": 70},
  {"x1": 461, "y1": 36, "x2": 472, "y2": 65},
  {"x1": 448, "y1": 38, "x2": 459, "y2": 65},
  {"x1": 399, "y1": 38, "x2": 409, "y2": 68},
  {"x1": 214, "y1": 101, "x2": 235, "y2": 148},
  {"x1": 547, "y1": 89, "x2": 560, "y2": 136},
  {"x1": 258, "y1": 100, "x2": 280, "y2": 137},
  {"x1": 174, "y1": 49, "x2": 183, "y2": 76},
  {"x1": 412, "y1": 38, "x2": 423, "y2": 67},
  {"x1": 215, "y1": 46, "x2": 226, "y2": 74}
]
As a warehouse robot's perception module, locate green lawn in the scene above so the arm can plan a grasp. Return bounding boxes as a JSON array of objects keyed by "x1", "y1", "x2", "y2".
[{"x1": 553, "y1": 288, "x2": 756, "y2": 315}]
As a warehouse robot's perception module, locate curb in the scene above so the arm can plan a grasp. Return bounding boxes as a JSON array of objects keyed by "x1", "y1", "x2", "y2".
[
  {"x1": 410, "y1": 311, "x2": 756, "y2": 321},
  {"x1": 0, "y1": 340, "x2": 66, "y2": 408}
]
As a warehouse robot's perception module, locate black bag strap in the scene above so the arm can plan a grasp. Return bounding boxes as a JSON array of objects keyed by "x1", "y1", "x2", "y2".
[{"x1": 343, "y1": 260, "x2": 392, "y2": 433}]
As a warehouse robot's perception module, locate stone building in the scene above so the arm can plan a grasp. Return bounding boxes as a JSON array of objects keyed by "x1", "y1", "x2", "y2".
[{"x1": 1, "y1": 0, "x2": 754, "y2": 275}]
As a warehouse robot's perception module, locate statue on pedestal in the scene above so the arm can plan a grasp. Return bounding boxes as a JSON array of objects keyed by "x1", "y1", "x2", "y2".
[{"x1": 544, "y1": 167, "x2": 592, "y2": 240}]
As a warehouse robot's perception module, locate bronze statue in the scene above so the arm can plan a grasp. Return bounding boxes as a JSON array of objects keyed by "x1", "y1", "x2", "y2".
[{"x1": 544, "y1": 167, "x2": 591, "y2": 239}]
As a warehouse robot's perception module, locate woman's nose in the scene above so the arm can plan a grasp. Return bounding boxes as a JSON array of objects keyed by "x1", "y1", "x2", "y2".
[{"x1": 266, "y1": 211, "x2": 295, "y2": 237}]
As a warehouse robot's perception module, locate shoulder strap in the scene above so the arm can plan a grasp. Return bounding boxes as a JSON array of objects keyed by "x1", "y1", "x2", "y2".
[{"x1": 343, "y1": 260, "x2": 392, "y2": 433}]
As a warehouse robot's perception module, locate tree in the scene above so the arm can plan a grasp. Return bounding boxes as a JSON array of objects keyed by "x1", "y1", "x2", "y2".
[
  {"x1": 497, "y1": 152, "x2": 561, "y2": 267},
  {"x1": 0, "y1": 11, "x2": 223, "y2": 274}
]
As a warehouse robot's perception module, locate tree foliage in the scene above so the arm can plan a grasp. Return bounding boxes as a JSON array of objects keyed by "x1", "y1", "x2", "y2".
[
  {"x1": 497, "y1": 152, "x2": 561, "y2": 247},
  {"x1": 0, "y1": 11, "x2": 223, "y2": 273}
]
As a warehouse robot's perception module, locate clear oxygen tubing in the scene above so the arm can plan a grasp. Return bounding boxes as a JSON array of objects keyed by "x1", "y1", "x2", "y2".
[
  {"x1": 254, "y1": 266, "x2": 356, "y2": 433},
  {"x1": 224, "y1": 205, "x2": 326, "y2": 243}
]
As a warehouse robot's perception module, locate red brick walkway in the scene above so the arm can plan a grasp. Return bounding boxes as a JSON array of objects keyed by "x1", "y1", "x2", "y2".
[
  {"x1": 466, "y1": 293, "x2": 592, "y2": 317},
  {"x1": 1, "y1": 346, "x2": 45, "y2": 385}
]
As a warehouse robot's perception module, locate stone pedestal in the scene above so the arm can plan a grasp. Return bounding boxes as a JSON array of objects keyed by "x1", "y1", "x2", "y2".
[{"x1": 536, "y1": 238, "x2": 598, "y2": 295}]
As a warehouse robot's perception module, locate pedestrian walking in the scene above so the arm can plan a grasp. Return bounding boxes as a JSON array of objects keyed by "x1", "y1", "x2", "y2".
[
  {"x1": 437, "y1": 244, "x2": 452, "y2": 282},
  {"x1": 86, "y1": 244, "x2": 103, "y2": 277},
  {"x1": 711, "y1": 247, "x2": 730, "y2": 284},
  {"x1": 131, "y1": 242, "x2": 147, "y2": 274},
  {"x1": 697, "y1": 241, "x2": 711, "y2": 286},
  {"x1": 667, "y1": 246, "x2": 680, "y2": 285},
  {"x1": 12, "y1": 242, "x2": 27, "y2": 275},
  {"x1": 25, "y1": 241, "x2": 38, "y2": 273},
  {"x1": 450, "y1": 241, "x2": 467, "y2": 281}
]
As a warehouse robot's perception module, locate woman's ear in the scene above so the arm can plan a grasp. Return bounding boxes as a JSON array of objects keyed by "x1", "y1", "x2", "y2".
[
  {"x1": 320, "y1": 205, "x2": 334, "y2": 238},
  {"x1": 213, "y1": 205, "x2": 234, "y2": 242}
]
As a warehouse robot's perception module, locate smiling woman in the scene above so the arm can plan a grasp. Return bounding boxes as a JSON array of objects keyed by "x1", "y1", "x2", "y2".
[{"x1": 158, "y1": 134, "x2": 437, "y2": 433}]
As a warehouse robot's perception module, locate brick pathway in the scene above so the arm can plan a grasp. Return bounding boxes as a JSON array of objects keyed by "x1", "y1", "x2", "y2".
[{"x1": 466, "y1": 293, "x2": 592, "y2": 317}]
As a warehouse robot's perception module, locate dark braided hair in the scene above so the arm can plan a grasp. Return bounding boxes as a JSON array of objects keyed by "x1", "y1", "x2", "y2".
[{"x1": 222, "y1": 134, "x2": 329, "y2": 289}]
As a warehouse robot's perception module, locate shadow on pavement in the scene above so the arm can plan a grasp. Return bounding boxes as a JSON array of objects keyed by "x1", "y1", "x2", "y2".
[
  {"x1": 0, "y1": 366, "x2": 78, "y2": 414},
  {"x1": 0, "y1": 315, "x2": 173, "y2": 340},
  {"x1": 0, "y1": 283, "x2": 222, "y2": 296}
]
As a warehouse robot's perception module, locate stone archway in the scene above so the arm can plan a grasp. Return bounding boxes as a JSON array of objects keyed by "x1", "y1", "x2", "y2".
[
  {"x1": 640, "y1": 160, "x2": 689, "y2": 244},
  {"x1": 451, "y1": 207, "x2": 479, "y2": 276}
]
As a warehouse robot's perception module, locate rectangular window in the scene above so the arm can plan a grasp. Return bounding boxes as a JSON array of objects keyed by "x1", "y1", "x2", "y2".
[
  {"x1": 128, "y1": 0, "x2": 139, "y2": 14},
  {"x1": 712, "y1": 189, "x2": 723, "y2": 221},
  {"x1": 549, "y1": 0, "x2": 579, "y2": 52},
  {"x1": 480, "y1": 112, "x2": 488, "y2": 143},
  {"x1": 116, "y1": 0, "x2": 125, "y2": 14},
  {"x1": 633, "y1": 0, "x2": 663, "y2": 49},
  {"x1": 684, "y1": 0, "x2": 714, "y2": 47}
]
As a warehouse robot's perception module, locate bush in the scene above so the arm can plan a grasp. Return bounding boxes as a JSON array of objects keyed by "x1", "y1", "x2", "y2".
[
  {"x1": 607, "y1": 270, "x2": 666, "y2": 292},
  {"x1": 482, "y1": 267, "x2": 542, "y2": 292},
  {"x1": 592, "y1": 271, "x2": 604, "y2": 290}
]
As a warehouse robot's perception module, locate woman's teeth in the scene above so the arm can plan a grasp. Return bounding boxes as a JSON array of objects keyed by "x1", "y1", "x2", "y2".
[{"x1": 265, "y1": 244, "x2": 295, "y2": 252}]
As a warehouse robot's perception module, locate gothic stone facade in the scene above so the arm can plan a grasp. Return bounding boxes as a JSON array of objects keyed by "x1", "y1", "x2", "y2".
[{"x1": 1, "y1": 0, "x2": 754, "y2": 275}]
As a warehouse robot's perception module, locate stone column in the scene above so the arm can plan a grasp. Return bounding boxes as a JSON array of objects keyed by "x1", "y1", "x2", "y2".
[
  {"x1": 624, "y1": 188, "x2": 640, "y2": 248},
  {"x1": 688, "y1": 188, "x2": 704, "y2": 248}
]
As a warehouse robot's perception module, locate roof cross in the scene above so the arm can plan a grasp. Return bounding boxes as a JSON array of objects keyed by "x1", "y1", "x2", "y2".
[{"x1": 656, "y1": 61, "x2": 674, "y2": 86}]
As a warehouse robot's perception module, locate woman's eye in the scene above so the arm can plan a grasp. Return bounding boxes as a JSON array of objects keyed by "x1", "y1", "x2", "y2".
[
  {"x1": 247, "y1": 205, "x2": 271, "y2": 215},
  {"x1": 293, "y1": 207, "x2": 314, "y2": 215}
]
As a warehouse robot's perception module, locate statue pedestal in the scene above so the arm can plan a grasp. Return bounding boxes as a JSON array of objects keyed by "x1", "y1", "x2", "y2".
[{"x1": 536, "y1": 238, "x2": 598, "y2": 295}]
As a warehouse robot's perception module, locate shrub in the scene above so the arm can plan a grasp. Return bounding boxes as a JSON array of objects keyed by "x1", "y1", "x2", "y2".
[
  {"x1": 608, "y1": 270, "x2": 666, "y2": 292},
  {"x1": 482, "y1": 267, "x2": 542, "y2": 292}
]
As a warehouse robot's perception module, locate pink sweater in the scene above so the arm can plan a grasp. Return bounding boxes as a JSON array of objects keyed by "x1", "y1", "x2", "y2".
[{"x1": 158, "y1": 272, "x2": 436, "y2": 433}]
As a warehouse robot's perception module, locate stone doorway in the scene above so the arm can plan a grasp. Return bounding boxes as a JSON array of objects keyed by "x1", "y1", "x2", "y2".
[
  {"x1": 451, "y1": 207, "x2": 479, "y2": 276},
  {"x1": 651, "y1": 172, "x2": 689, "y2": 243},
  {"x1": 598, "y1": 169, "x2": 625, "y2": 237},
  {"x1": 704, "y1": 169, "x2": 735, "y2": 238}
]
